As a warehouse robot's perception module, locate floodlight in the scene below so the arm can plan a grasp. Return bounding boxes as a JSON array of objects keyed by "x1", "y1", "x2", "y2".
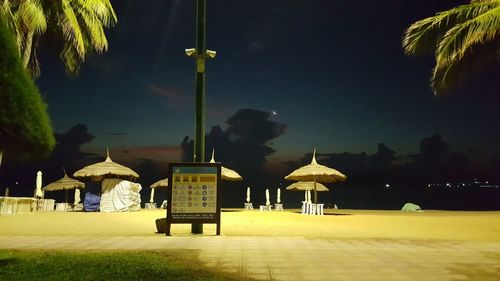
[
  {"x1": 206, "y1": 50, "x2": 216, "y2": 58},
  {"x1": 185, "y1": 48, "x2": 196, "y2": 56}
]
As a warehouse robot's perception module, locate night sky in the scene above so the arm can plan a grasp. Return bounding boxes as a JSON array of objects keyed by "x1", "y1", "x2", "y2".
[
  {"x1": 7, "y1": 0, "x2": 500, "y2": 208},
  {"x1": 35, "y1": 0, "x2": 499, "y2": 161}
]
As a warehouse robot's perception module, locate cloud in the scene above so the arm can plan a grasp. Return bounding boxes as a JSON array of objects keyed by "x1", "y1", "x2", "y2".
[
  {"x1": 112, "y1": 145, "x2": 182, "y2": 164},
  {"x1": 226, "y1": 108, "x2": 287, "y2": 145},
  {"x1": 108, "y1": 132, "x2": 127, "y2": 136},
  {"x1": 181, "y1": 108, "x2": 287, "y2": 187},
  {"x1": 147, "y1": 84, "x2": 191, "y2": 108}
]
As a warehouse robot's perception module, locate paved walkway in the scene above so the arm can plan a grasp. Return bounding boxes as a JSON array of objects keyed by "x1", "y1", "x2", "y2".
[{"x1": 1, "y1": 236, "x2": 500, "y2": 281}]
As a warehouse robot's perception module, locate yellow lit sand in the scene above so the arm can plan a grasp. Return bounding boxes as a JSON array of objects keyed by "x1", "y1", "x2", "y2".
[{"x1": 1, "y1": 209, "x2": 500, "y2": 241}]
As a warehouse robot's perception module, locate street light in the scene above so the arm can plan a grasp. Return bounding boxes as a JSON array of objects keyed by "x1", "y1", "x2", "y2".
[{"x1": 185, "y1": 0, "x2": 217, "y2": 234}]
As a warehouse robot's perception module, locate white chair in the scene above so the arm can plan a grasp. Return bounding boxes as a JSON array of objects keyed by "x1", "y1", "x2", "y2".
[
  {"x1": 308, "y1": 203, "x2": 316, "y2": 215},
  {"x1": 145, "y1": 203, "x2": 157, "y2": 209},
  {"x1": 301, "y1": 201, "x2": 307, "y2": 214},
  {"x1": 316, "y1": 204, "x2": 324, "y2": 215},
  {"x1": 55, "y1": 203, "x2": 69, "y2": 211}
]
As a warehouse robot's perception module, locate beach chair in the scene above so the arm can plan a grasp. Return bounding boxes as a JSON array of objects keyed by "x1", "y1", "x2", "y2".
[{"x1": 316, "y1": 204, "x2": 324, "y2": 215}]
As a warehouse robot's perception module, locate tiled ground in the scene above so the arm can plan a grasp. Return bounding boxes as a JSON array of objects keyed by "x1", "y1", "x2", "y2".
[{"x1": 1, "y1": 236, "x2": 499, "y2": 281}]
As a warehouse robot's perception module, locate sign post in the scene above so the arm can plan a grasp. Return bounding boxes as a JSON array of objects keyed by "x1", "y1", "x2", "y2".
[{"x1": 166, "y1": 162, "x2": 221, "y2": 236}]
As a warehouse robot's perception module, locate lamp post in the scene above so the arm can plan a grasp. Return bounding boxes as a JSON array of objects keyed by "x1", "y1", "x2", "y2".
[{"x1": 185, "y1": 0, "x2": 216, "y2": 234}]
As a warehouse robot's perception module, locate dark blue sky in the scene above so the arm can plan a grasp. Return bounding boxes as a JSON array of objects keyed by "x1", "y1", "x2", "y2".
[{"x1": 36, "y1": 0, "x2": 500, "y2": 167}]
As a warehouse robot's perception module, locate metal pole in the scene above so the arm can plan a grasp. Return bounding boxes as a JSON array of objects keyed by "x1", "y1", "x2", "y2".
[{"x1": 191, "y1": 0, "x2": 206, "y2": 234}]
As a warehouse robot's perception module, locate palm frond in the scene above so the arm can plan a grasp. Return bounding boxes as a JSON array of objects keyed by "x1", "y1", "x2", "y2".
[
  {"x1": 403, "y1": 1, "x2": 499, "y2": 55},
  {"x1": 437, "y1": 6, "x2": 500, "y2": 65},
  {"x1": 60, "y1": 43, "x2": 81, "y2": 74},
  {"x1": 80, "y1": 0, "x2": 117, "y2": 27},
  {"x1": 18, "y1": 0, "x2": 46, "y2": 34},
  {"x1": 77, "y1": 4, "x2": 109, "y2": 52},
  {"x1": 432, "y1": 4, "x2": 500, "y2": 92},
  {"x1": 404, "y1": 0, "x2": 500, "y2": 94},
  {"x1": 59, "y1": 0, "x2": 86, "y2": 58}
]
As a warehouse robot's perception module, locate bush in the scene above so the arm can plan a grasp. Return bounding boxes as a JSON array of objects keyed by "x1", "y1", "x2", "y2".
[{"x1": 0, "y1": 16, "x2": 55, "y2": 161}]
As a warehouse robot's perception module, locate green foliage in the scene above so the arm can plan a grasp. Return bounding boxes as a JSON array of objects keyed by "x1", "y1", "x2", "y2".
[
  {"x1": 0, "y1": 15, "x2": 55, "y2": 160},
  {"x1": 0, "y1": 250, "x2": 238, "y2": 281},
  {"x1": 403, "y1": 0, "x2": 500, "y2": 94},
  {"x1": 0, "y1": 0, "x2": 117, "y2": 75}
]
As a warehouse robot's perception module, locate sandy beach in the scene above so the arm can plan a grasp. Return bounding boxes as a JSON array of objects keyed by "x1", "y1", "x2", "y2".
[
  {"x1": 1, "y1": 209, "x2": 500, "y2": 241},
  {"x1": 2, "y1": 209, "x2": 500, "y2": 280}
]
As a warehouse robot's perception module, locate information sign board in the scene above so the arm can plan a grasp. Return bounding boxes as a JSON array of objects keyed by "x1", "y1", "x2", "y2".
[{"x1": 166, "y1": 162, "x2": 221, "y2": 235}]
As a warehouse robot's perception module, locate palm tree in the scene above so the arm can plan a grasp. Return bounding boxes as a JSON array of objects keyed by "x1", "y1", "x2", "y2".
[
  {"x1": 1, "y1": 0, "x2": 117, "y2": 76},
  {"x1": 403, "y1": 0, "x2": 500, "y2": 94}
]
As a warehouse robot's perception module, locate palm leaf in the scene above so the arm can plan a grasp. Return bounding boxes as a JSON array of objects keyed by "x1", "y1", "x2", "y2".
[
  {"x1": 433, "y1": 3, "x2": 500, "y2": 92},
  {"x1": 18, "y1": 0, "x2": 46, "y2": 34},
  {"x1": 59, "y1": 0, "x2": 86, "y2": 58},
  {"x1": 403, "y1": 1, "x2": 498, "y2": 55},
  {"x1": 437, "y1": 5, "x2": 500, "y2": 64},
  {"x1": 404, "y1": 0, "x2": 500, "y2": 94}
]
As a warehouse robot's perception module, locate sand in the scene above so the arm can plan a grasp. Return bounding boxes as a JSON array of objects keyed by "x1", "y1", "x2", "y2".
[{"x1": 1, "y1": 209, "x2": 500, "y2": 241}]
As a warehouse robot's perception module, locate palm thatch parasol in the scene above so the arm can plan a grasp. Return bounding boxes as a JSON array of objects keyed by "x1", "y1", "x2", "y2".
[
  {"x1": 150, "y1": 178, "x2": 168, "y2": 188},
  {"x1": 285, "y1": 181, "x2": 330, "y2": 192},
  {"x1": 285, "y1": 149, "x2": 346, "y2": 203},
  {"x1": 42, "y1": 170, "x2": 85, "y2": 203},
  {"x1": 73, "y1": 149, "x2": 139, "y2": 182},
  {"x1": 149, "y1": 178, "x2": 169, "y2": 203},
  {"x1": 210, "y1": 149, "x2": 243, "y2": 181},
  {"x1": 286, "y1": 181, "x2": 329, "y2": 204}
]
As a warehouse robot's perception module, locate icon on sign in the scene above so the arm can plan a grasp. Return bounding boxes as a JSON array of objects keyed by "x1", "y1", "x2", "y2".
[
  {"x1": 188, "y1": 191, "x2": 192, "y2": 195},
  {"x1": 188, "y1": 185, "x2": 192, "y2": 190},
  {"x1": 202, "y1": 197, "x2": 207, "y2": 201},
  {"x1": 202, "y1": 185, "x2": 207, "y2": 190},
  {"x1": 202, "y1": 191, "x2": 207, "y2": 195},
  {"x1": 188, "y1": 202, "x2": 192, "y2": 206},
  {"x1": 202, "y1": 202, "x2": 207, "y2": 207}
]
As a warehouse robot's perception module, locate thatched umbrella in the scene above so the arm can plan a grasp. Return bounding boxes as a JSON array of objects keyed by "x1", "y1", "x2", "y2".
[
  {"x1": 285, "y1": 181, "x2": 330, "y2": 192},
  {"x1": 149, "y1": 178, "x2": 168, "y2": 203},
  {"x1": 285, "y1": 149, "x2": 346, "y2": 203},
  {"x1": 73, "y1": 149, "x2": 139, "y2": 182},
  {"x1": 210, "y1": 149, "x2": 242, "y2": 181},
  {"x1": 286, "y1": 181, "x2": 329, "y2": 204},
  {"x1": 42, "y1": 170, "x2": 85, "y2": 203}
]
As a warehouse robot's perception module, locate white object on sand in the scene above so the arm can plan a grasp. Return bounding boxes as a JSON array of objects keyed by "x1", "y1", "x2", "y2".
[
  {"x1": 277, "y1": 188, "x2": 281, "y2": 204},
  {"x1": 35, "y1": 171, "x2": 43, "y2": 198},
  {"x1": 149, "y1": 188, "x2": 155, "y2": 203},
  {"x1": 246, "y1": 187, "x2": 250, "y2": 203},
  {"x1": 265, "y1": 189, "x2": 270, "y2": 206},
  {"x1": 74, "y1": 188, "x2": 81, "y2": 204}
]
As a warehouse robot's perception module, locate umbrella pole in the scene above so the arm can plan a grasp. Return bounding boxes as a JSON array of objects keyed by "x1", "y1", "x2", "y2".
[
  {"x1": 313, "y1": 176, "x2": 318, "y2": 204},
  {"x1": 65, "y1": 189, "x2": 68, "y2": 203}
]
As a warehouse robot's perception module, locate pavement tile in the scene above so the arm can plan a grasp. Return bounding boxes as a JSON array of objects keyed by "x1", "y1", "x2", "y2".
[
  {"x1": 250, "y1": 273, "x2": 271, "y2": 280},
  {"x1": 245, "y1": 267, "x2": 270, "y2": 274},
  {"x1": 1, "y1": 236, "x2": 500, "y2": 281}
]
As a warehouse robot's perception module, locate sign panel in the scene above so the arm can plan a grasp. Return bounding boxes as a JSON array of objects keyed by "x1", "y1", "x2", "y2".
[{"x1": 166, "y1": 162, "x2": 221, "y2": 235}]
